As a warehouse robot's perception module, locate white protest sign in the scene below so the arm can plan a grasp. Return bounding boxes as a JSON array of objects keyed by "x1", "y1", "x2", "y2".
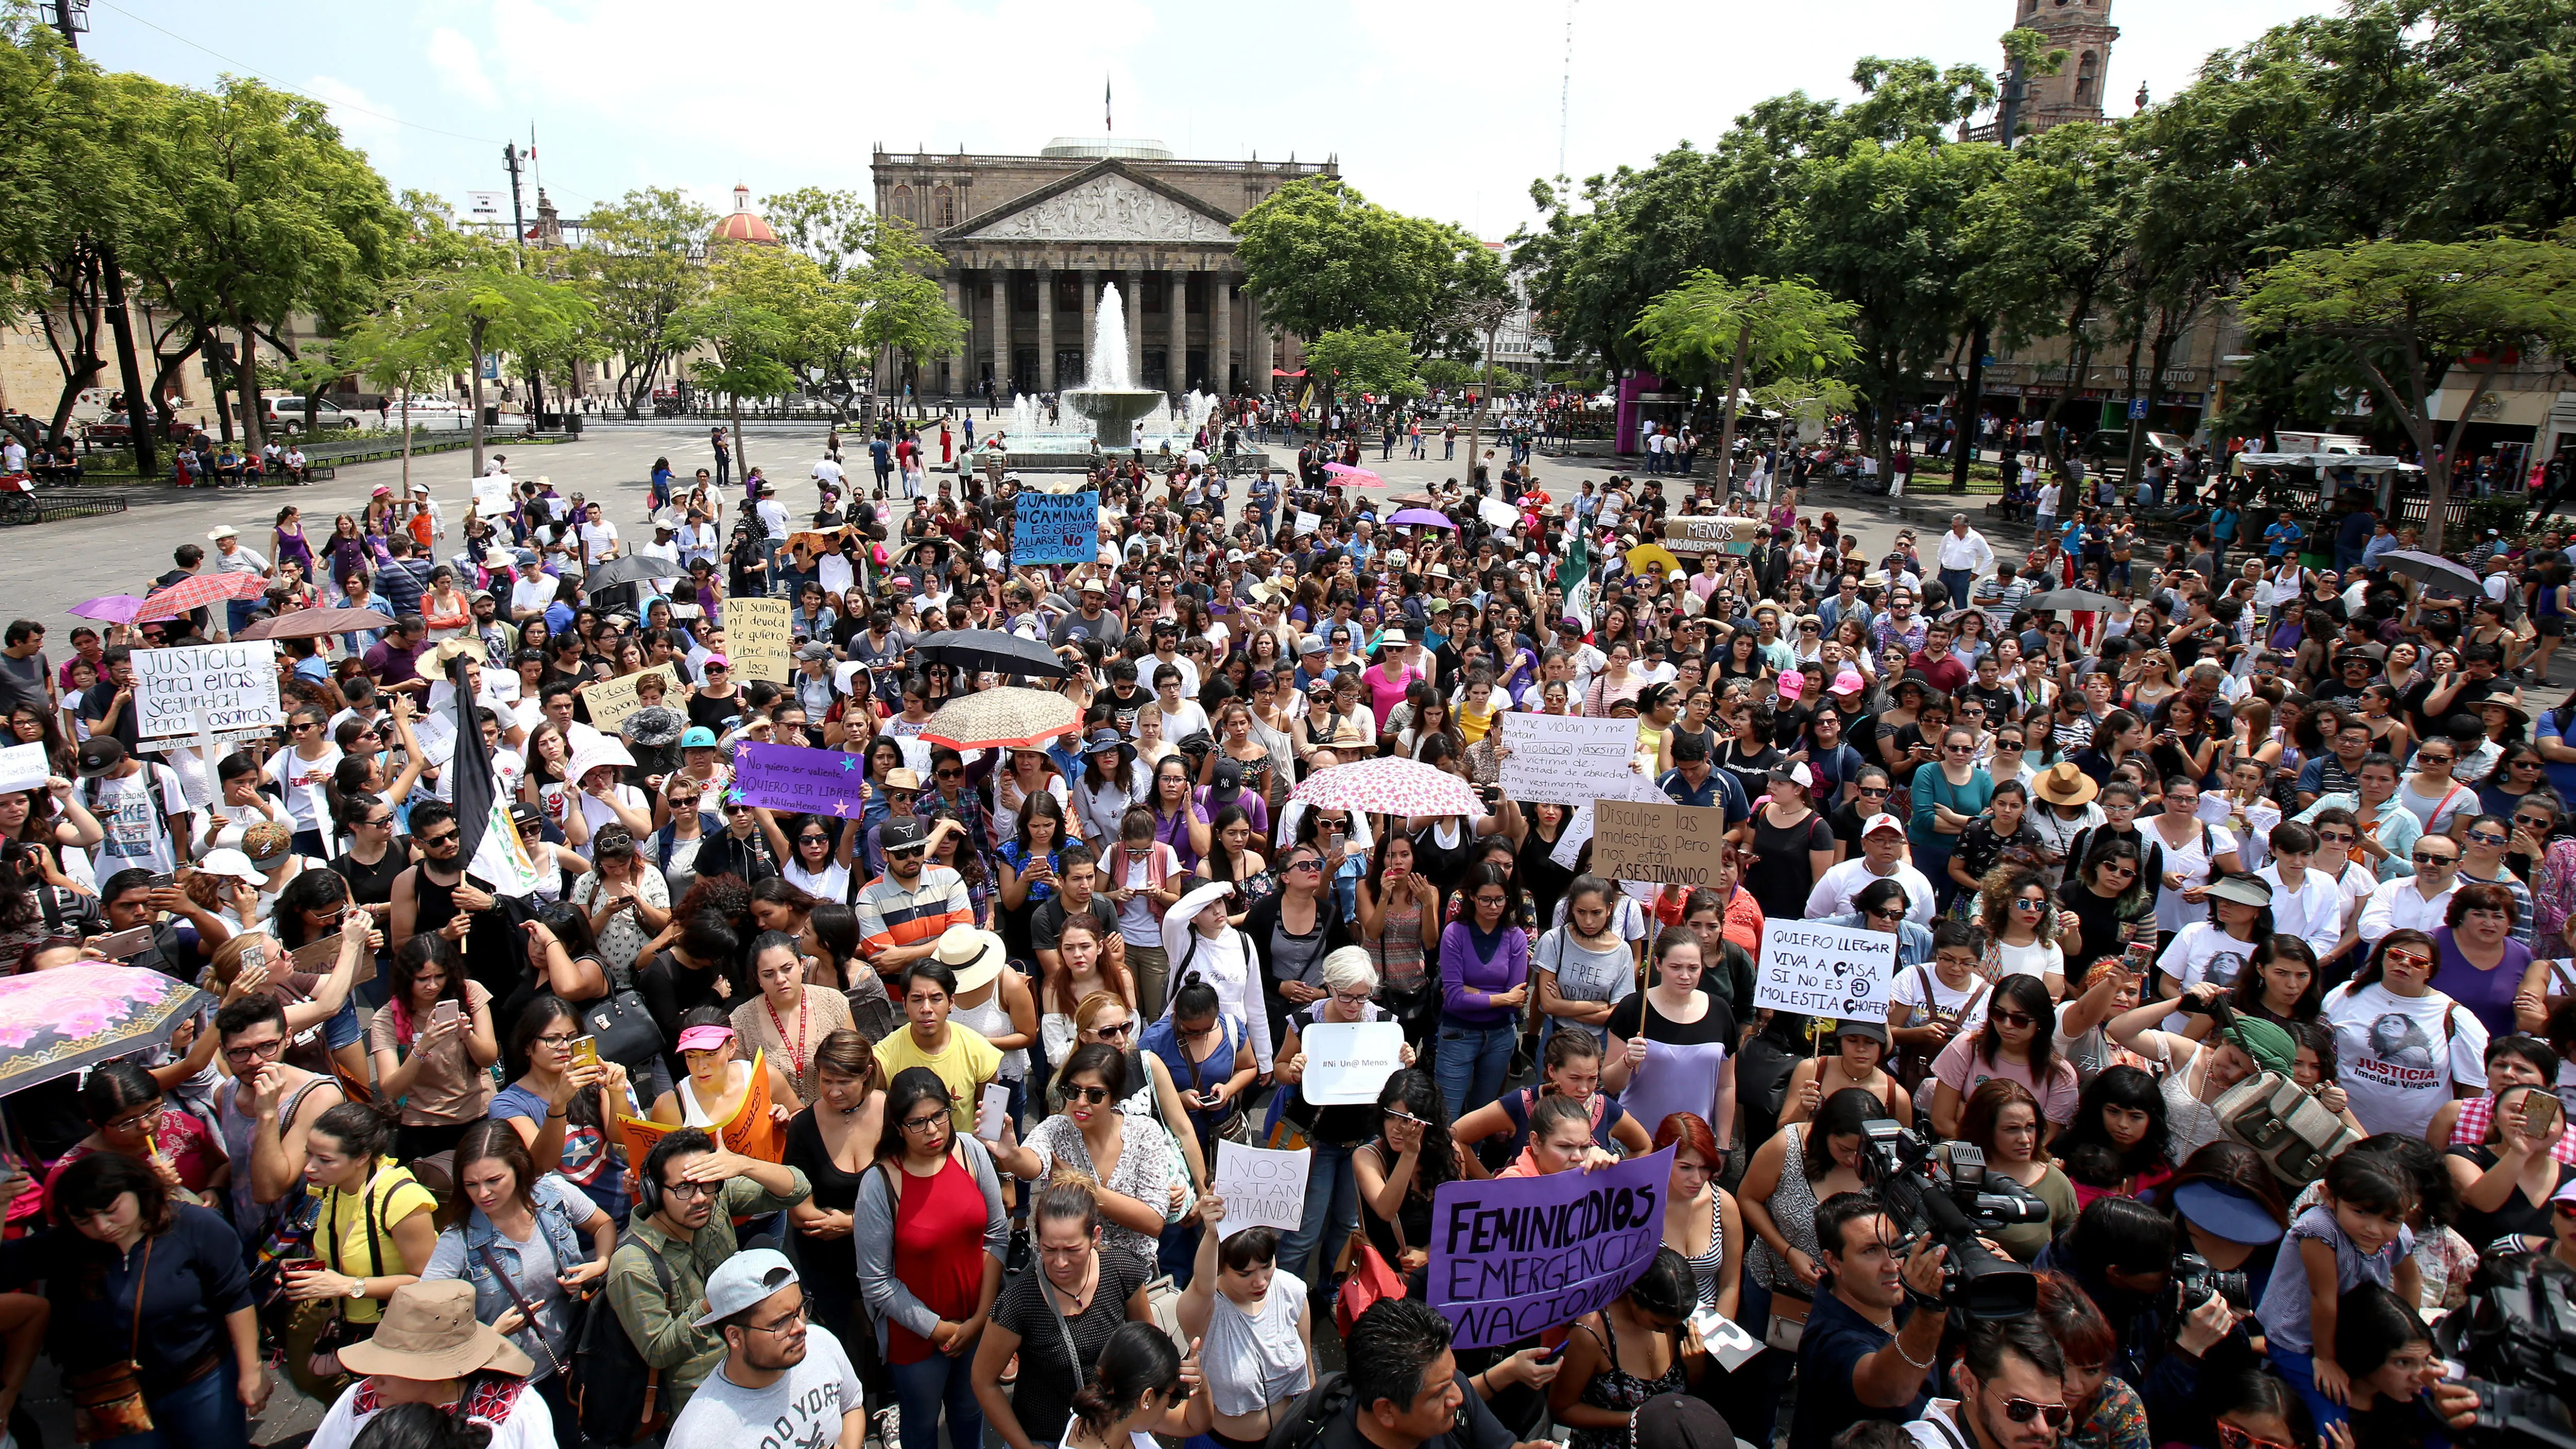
[
  {"x1": 1299, "y1": 1021, "x2": 1406, "y2": 1105},
  {"x1": 1497, "y1": 713, "x2": 1640, "y2": 806},
  {"x1": 472, "y1": 476, "x2": 512, "y2": 514},
  {"x1": 0, "y1": 743, "x2": 46, "y2": 795},
  {"x1": 1212, "y1": 1140, "x2": 1310, "y2": 1240},
  {"x1": 131, "y1": 643, "x2": 283, "y2": 740},
  {"x1": 1756, "y1": 917, "x2": 1898, "y2": 1019},
  {"x1": 1478, "y1": 497, "x2": 1519, "y2": 531},
  {"x1": 1292, "y1": 509, "x2": 1321, "y2": 539},
  {"x1": 407, "y1": 709, "x2": 457, "y2": 768}
]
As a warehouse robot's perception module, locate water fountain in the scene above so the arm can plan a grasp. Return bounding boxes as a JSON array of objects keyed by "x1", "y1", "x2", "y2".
[
  {"x1": 992, "y1": 283, "x2": 1229, "y2": 467},
  {"x1": 1062, "y1": 285, "x2": 1167, "y2": 448}
]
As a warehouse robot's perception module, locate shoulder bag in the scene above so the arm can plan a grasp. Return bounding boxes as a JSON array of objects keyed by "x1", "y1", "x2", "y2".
[
  {"x1": 580, "y1": 957, "x2": 667, "y2": 1069},
  {"x1": 66, "y1": 1236, "x2": 154, "y2": 1442}
]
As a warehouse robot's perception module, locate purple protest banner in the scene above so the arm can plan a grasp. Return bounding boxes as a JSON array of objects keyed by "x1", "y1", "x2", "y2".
[
  {"x1": 732, "y1": 740, "x2": 868, "y2": 819},
  {"x1": 1428, "y1": 1145, "x2": 1671, "y2": 1350}
]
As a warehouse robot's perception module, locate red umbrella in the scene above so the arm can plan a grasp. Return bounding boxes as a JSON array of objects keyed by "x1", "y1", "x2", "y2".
[{"x1": 136, "y1": 572, "x2": 268, "y2": 622}]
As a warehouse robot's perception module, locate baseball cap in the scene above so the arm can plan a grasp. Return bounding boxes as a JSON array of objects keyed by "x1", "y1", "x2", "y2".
[
  {"x1": 1775, "y1": 672, "x2": 1805, "y2": 702},
  {"x1": 75, "y1": 737, "x2": 125, "y2": 777},
  {"x1": 880, "y1": 816, "x2": 929, "y2": 855},
  {"x1": 193, "y1": 848, "x2": 262, "y2": 882},
  {"x1": 1835, "y1": 1019, "x2": 1890, "y2": 1046},
  {"x1": 1832, "y1": 669, "x2": 1866, "y2": 695},
  {"x1": 674, "y1": 1023, "x2": 735, "y2": 1054},
  {"x1": 796, "y1": 642, "x2": 832, "y2": 661},
  {"x1": 2171, "y1": 1182, "x2": 2284, "y2": 1246},
  {"x1": 1862, "y1": 814, "x2": 1906, "y2": 839},
  {"x1": 681, "y1": 726, "x2": 718, "y2": 749},
  {"x1": 692, "y1": 1248, "x2": 800, "y2": 1329}
]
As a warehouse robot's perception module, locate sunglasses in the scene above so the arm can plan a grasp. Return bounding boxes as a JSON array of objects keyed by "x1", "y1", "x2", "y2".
[
  {"x1": 1063, "y1": 1084, "x2": 1112, "y2": 1104},
  {"x1": 2215, "y1": 1422, "x2": 2297, "y2": 1449},
  {"x1": 2411, "y1": 851, "x2": 2456, "y2": 866},
  {"x1": 2382, "y1": 948, "x2": 2434, "y2": 970},
  {"x1": 2002, "y1": 1400, "x2": 2072, "y2": 1429},
  {"x1": 1990, "y1": 1009, "x2": 2038, "y2": 1028}
]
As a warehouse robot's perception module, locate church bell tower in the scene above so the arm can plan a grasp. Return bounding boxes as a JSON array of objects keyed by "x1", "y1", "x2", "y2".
[{"x1": 2012, "y1": 0, "x2": 2119, "y2": 134}]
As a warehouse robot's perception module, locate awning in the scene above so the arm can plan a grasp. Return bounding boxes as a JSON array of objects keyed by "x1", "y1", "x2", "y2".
[
  {"x1": 2236, "y1": 453, "x2": 2419, "y2": 473},
  {"x1": 1272, "y1": 369, "x2": 1307, "y2": 377}
]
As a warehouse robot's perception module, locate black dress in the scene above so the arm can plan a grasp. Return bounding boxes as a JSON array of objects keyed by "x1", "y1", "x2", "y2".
[
  {"x1": 782, "y1": 1109, "x2": 870, "y2": 1353},
  {"x1": 1744, "y1": 808, "x2": 1834, "y2": 924},
  {"x1": 1517, "y1": 821, "x2": 1577, "y2": 930}
]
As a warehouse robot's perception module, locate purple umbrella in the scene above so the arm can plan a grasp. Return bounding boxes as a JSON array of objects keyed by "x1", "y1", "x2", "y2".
[
  {"x1": 68, "y1": 595, "x2": 145, "y2": 625},
  {"x1": 1388, "y1": 507, "x2": 1456, "y2": 531}
]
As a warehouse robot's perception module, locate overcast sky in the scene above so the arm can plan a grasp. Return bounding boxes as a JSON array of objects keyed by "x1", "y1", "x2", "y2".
[{"x1": 88, "y1": 0, "x2": 2335, "y2": 241}]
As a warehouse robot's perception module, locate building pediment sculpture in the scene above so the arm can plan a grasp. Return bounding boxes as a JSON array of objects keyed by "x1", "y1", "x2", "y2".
[{"x1": 962, "y1": 172, "x2": 1232, "y2": 245}]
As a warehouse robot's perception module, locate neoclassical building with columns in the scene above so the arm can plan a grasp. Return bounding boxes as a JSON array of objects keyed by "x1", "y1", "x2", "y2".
[{"x1": 871, "y1": 138, "x2": 1331, "y2": 399}]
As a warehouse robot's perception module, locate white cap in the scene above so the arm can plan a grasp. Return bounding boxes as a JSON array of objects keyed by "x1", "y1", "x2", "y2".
[
  {"x1": 1861, "y1": 814, "x2": 1907, "y2": 839},
  {"x1": 193, "y1": 847, "x2": 262, "y2": 881}
]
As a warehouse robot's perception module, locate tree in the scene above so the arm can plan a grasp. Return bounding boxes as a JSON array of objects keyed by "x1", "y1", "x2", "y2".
[
  {"x1": 361, "y1": 265, "x2": 592, "y2": 475},
  {"x1": 577, "y1": 187, "x2": 712, "y2": 418},
  {"x1": 1632, "y1": 272, "x2": 1859, "y2": 485},
  {"x1": 1778, "y1": 135, "x2": 2009, "y2": 470},
  {"x1": 1233, "y1": 178, "x2": 1489, "y2": 349},
  {"x1": 1303, "y1": 329, "x2": 1423, "y2": 413},
  {"x1": 121, "y1": 76, "x2": 401, "y2": 457},
  {"x1": 664, "y1": 246, "x2": 836, "y2": 474},
  {"x1": 2240, "y1": 235, "x2": 2576, "y2": 550}
]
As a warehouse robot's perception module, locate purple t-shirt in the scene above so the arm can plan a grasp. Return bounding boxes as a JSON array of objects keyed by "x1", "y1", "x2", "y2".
[{"x1": 2433, "y1": 926, "x2": 2532, "y2": 1038}]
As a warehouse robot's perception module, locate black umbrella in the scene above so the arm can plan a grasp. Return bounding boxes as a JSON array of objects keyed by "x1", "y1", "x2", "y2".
[
  {"x1": 2376, "y1": 549, "x2": 2484, "y2": 599},
  {"x1": 579, "y1": 555, "x2": 686, "y2": 593},
  {"x1": 909, "y1": 628, "x2": 1073, "y2": 679}
]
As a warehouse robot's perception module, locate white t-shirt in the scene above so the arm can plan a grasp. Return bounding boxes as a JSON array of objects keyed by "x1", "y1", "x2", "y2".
[
  {"x1": 2155, "y1": 923, "x2": 2264, "y2": 1032},
  {"x1": 663, "y1": 1323, "x2": 862, "y2": 1449},
  {"x1": 312, "y1": 1378, "x2": 555, "y2": 1449},
  {"x1": 578, "y1": 521, "x2": 620, "y2": 567},
  {"x1": 86, "y1": 765, "x2": 191, "y2": 877},
  {"x1": 2321, "y1": 980, "x2": 2487, "y2": 1139},
  {"x1": 266, "y1": 745, "x2": 343, "y2": 833},
  {"x1": 1889, "y1": 965, "x2": 1987, "y2": 1027},
  {"x1": 573, "y1": 785, "x2": 649, "y2": 859}
]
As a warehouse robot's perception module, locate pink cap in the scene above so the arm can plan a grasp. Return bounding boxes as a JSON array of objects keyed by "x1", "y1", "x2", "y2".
[
  {"x1": 703, "y1": 654, "x2": 729, "y2": 670},
  {"x1": 674, "y1": 1024, "x2": 735, "y2": 1054},
  {"x1": 1774, "y1": 672, "x2": 1805, "y2": 702},
  {"x1": 1832, "y1": 669, "x2": 1866, "y2": 695}
]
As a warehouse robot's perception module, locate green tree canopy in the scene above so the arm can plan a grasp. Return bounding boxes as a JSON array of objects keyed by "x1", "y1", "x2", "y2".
[
  {"x1": 576, "y1": 187, "x2": 713, "y2": 417},
  {"x1": 1303, "y1": 328, "x2": 1423, "y2": 407},
  {"x1": 1233, "y1": 178, "x2": 1493, "y2": 350}
]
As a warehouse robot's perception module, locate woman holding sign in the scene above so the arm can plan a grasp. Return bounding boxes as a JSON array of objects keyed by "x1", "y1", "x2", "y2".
[
  {"x1": 1272, "y1": 946, "x2": 1417, "y2": 1295},
  {"x1": 1177, "y1": 1199, "x2": 1314, "y2": 1449},
  {"x1": 1600, "y1": 931, "x2": 1738, "y2": 1163}
]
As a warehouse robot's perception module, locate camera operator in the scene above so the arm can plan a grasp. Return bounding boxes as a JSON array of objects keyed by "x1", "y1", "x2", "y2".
[
  {"x1": 2035, "y1": 1197, "x2": 2218, "y2": 1392},
  {"x1": 1901, "y1": 1318, "x2": 2069, "y2": 1449},
  {"x1": 1788, "y1": 1191, "x2": 1950, "y2": 1449}
]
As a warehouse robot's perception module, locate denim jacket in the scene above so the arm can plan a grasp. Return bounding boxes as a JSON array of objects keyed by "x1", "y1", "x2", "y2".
[
  {"x1": 423, "y1": 1171, "x2": 598, "y2": 1375},
  {"x1": 1819, "y1": 911, "x2": 1936, "y2": 974}
]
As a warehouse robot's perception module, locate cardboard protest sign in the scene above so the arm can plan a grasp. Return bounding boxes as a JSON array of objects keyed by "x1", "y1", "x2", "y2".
[
  {"x1": 733, "y1": 740, "x2": 868, "y2": 818},
  {"x1": 0, "y1": 743, "x2": 45, "y2": 795},
  {"x1": 1755, "y1": 917, "x2": 1898, "y2": 1019},
  {"x1": 1429, "y1": 1146, "x2": 1673, "y2": 1349},
  {"x1": 1298, "y1": 1021, "x2": 1407, "y2": 1106},
  {"x1": 579, "y1": 665, "x2": 681, "y2": 732},
  {"x1": 131, "y1": 643, "x2": 283, "y2": 740},
  {"x1": 1012, "y1": 489, "x2": 1100, "y2": 567},
  {"x1": 1212, "y1": 1141, "x2": 1309, "y2": 1240},
  {"x1": 1660, "y1": 515, "x2": 1759, "y2": 555},
  {"x1": 289, "y1": 928, "x2": 377, "y2": 985},
  {"x1": 1478, "y1": 497, "x2": 1520, "y2": 531},
  {"x1": 722, "y1": 597, "x2": 794, "y2": 683},
  {"x1": 620, "y1": 1048, "x2": 778, "y2": 1165},
  {"x1": 1496, "y1": 714, "x2": 1639, "y2": 806},
  {"x1": 1587, "y1": 799, "x2": 1727, "y2": 887}
]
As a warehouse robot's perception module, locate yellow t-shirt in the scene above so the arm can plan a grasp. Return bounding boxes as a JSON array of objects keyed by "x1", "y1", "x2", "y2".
[
  {"x1": 1458, "y1": 702, "x2": 1497, "y2": 747},
  {"x1": 318, "y1": 1163, "x2": 438, "y2": 1324},
  {"x1": 874, "y1": 1024, "x2": 1002, "y2": 1133}
]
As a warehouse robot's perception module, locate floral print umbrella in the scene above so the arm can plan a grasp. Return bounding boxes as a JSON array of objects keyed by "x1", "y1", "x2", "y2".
[
  {"x1": 0, "y1": 965, "x2": 213, "y2": 1097},
  {"x1": 1290, "y1": 756, "x2": 1483, "y2": 819},
  {"x1": 921, "y1": 687, "x2": 1081, "y2": 751}
]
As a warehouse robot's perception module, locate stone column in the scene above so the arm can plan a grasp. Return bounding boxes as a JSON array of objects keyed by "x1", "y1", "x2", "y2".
[
  {"x1": 982, "y1": 268, "x2": 1003, "y2": 399},
  {"x1": 1211, "y1": 272, "x2": 1233, "y2": 397},
  {"x1": 1079, "y1": 268, "x2": 1099, "y2": 386},
  {"x1": 1249, "y1": 288, "x2": 1274, "y2": 388},
  {"x1": 1036, "y1": 262, "x2": 1056, "y2": 393},
  {"x1": 1169, "y1": 267, "x2": 1189, "y2": 394},
  {"x1": 944, "y1": 270, "x2": 969, "y2": 397},
  {"x1": 1125, "y1": 267, "x2": 1145, "y2": 385}
]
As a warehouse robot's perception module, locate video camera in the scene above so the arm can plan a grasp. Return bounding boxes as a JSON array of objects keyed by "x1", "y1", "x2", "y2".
[
  {"x1": 2436, "y1": 1252, "x2": 2576, "y2": 1449},
  {"x1": 1854, "y1": 1119, "x2": 2045, "y2": 1320},
  {"x1": 2169, "y1": 1252, "x2": 2252, "y2": 1318}
]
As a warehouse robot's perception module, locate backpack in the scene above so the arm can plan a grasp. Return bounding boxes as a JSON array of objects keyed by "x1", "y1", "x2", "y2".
[
  {"x1": 569, "y1": 1232, "x2": 674, "y2": 1443},
  {"x1": 1261, "y1": 1371, "x2": 1354, "y2": 1449}
]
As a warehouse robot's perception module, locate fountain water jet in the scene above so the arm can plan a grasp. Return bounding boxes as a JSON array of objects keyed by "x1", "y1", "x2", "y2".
[{"x1": 1061, "y1": 283, "x2": 1168, "y2": 448}]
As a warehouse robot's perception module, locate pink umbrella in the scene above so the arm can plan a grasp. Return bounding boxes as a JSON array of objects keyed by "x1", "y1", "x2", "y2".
[
  {"x1": 0, "y1": 964, "x2": 214, "y2": 1096},
  {"x1": 1290, "y1": 756, "x2": 1483, "y2": 818},
  {"x1": 1321, "y1": 463, "x2": 1385, "y2": 487},
  {"x1": 136, "y1": 571, "x2": 267, "y2": 622},
  {"x1": 69, "y1": 594, "x2": 146, "y2": 625}
]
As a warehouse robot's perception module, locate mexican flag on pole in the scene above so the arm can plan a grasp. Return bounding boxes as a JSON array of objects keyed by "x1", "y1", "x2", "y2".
[{"x1": 443, "y1": 647, "x2": 546, "y2": 897}]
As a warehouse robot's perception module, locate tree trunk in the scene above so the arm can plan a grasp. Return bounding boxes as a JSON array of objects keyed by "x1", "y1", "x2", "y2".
[
  {"x1": 205, "y1": 338, "x2": 234, "y2": 444},
  {"x1": 2419, "y1": 361, "x2": 2505, "y2": 554},
  {"x1": 1952, "y1": 316, "x2": 1989, "y2": 492},
  {"x1": 2039, "y1": 333, "x2": 2095, "y2": 466},
  {"x1": 97, "y1": 247, "x2": 156, "y2": 479},
  {"x1": 469, "y1": 319, "x2": 488, "y2": 476},
  {"x1": 1715, "y1": 318, "x2": 1751, "y2": 495},
  {"x1": 235, "y1": 318, "x2": 265, "y2": 458}
]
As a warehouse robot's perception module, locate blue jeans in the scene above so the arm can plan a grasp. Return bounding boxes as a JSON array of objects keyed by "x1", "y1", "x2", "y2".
[
  {"x1": 1939, "y1": 567, "x2": 1975, "y2": 610},
  {"x1": 1433, "y1": 1015, "x2": 1517, "y2": 1121},
  {"x1": 890, "y1": 1346, "x2": 982, "y2": 1449},
  {"x1": 1277, "y1": 1139, "x2": 1360, "y2": 1289},
  {"x1": 94, "y1": 1356, "x2": 249, "y2": 1449},
  {"x1": 2268, "y1": 1346, "x2": 2347, "y2": 1434}
]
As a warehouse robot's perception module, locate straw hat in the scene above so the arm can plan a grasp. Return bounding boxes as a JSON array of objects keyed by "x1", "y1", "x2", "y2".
[
  {"x1": 930, "y1": 925, "x2": 1007, "y2": 995},
  {"x1": 336, "y1": 1281, "x2": 534, "y2": 1380},
  {"x1": 2032, "y1": 761, "x2": 2100, "y2": 807}
]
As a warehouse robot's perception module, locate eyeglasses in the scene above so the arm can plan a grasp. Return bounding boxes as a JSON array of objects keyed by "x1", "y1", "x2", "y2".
[
  {"x1": 936, "y1": 768, "x2": 963, "y2": 779},
  {"x1": 2001, "y1": 1400, "x2": 2072, "y2": 1428},
  {"x1": 1866, "y1": 907, "x2": 1905, "y2": 923},
  {"x1": 660, "y1": 1178, "x2": 718, "y2": 1200},
  {"x1": 1996, "y1": 737, "x2": 2025, "y2": 749},
  {"x1": 2418, "y1": 754, "x2": 2453, "y2": 766},
  {"x1": 1857, "y1": 786, "x2": 1890, "y2": 798},
  {"x1": 2512, "y1": 760, "x2": 2543, "y2": 770},
  {"x1": 1285, "y1": 859, "x2": 1323, "y2": 874},
  {"x1": 105, "y1": 1105, "x2": 163, "y2": 1135},
  {"x1": 2011, "y1": 897, "x2": 2045, "y2": 912},
  {"x1": 222, "y1": 1037, "x2": 285, "y2": 1064},
  {"x1": 899, "y1": 1113, "x2": 950, "y2": 1135},
  {"x1": 2468, "y1": 831, "x2": 2507, "y2": 845},
  {"x1": 2215, "y1": 1422, "x2": 2299, "y2": 1449},
  {"x1": 1991, "y1": 1010, "x2": 2038, "y2": 1028},
  {"x1": 1063, "y1": 1084, "x2": 1112, "y2": 1104},
  {"x1": 2382, "y1": 949, "x2": 2434, "y2": 970},
  {"x1": 2314, "y1": 830, "x2": 2355, "y2": 844},
  {"x1": 418, "y1": 829, "x2": 460, "y2": 846}
]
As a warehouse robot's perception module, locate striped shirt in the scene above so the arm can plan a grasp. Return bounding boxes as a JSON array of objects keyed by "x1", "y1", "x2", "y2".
[{"x1": 853, "y1": 866, "x2": 974, "y2": 962}]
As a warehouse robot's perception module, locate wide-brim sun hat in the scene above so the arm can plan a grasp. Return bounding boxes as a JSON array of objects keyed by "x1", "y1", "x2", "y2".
[
  {"x1": 930, "y1": 925, "x2": 1008, "y2": 995},
  {"x1": 2032, "y1": 761, "x2": 2099, "y2": 807},
  {"x1": 336, "y1": 1281, "x2": 534, "y2": 1380}
]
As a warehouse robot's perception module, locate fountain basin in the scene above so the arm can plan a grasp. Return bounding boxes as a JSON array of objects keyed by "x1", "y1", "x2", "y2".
[{"x1": 1061, "y1": 388, "x2": 1170, "y2": 448}]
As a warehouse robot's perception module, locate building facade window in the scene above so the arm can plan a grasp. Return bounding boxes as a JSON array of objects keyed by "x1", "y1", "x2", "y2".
[
  {"x1": 933, "y1": 185, "x2": 955, "y2": 227},
  {"x1": 891, "y1": 184, "x2": 915, "y2": 222}
]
